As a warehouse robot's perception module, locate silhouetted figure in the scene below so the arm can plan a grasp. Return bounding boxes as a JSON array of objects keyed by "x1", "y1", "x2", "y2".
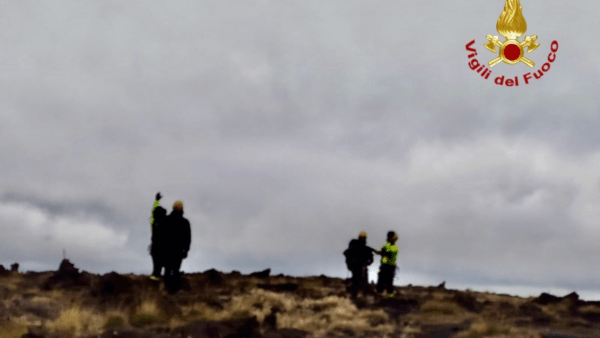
[
  {"x1": 343, "y1": 231, "x2": 375, "y2": 299},
  {"x1": 10, "y1": 263, "x2": 18, "y2": 273},
  {"x1": 149, "y1": 192, "x2": 168, "y2": 281},
  {"x1": 163, "y1": 200, "x2": 191, "y2": 293},
  {"x1": 375, "y1": 231, "x2": 399, "y2": 297}
]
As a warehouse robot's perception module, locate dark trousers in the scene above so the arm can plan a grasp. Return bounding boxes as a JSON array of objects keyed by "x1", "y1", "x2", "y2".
[
  {"x1": 350, "y1": 266, "x2": 369, "y2": 297},
  {"x1": 151, "y1": 253, "x2": 165, "y2": 277},
  {"x1": 164, "y1": 255, "x2": 183, "y2": 293},
  {"x1": 377, "y1": 264, "x2": 396, "y2": 294}
]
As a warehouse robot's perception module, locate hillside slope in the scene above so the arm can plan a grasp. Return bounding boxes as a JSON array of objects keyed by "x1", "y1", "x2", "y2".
[{"x1": 1, "y1": 260, "x2": 600, "y2": 338}]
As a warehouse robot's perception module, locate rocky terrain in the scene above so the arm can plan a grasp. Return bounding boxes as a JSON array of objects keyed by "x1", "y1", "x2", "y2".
[{"x1": 1, "y1": 260, "x2": 600, "y2": 338}]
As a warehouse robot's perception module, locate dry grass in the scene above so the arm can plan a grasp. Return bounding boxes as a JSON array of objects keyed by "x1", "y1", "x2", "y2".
[
  {"x1": 2, "y1": 274, "x2": 23, "y2": 293},
  {"x1": 578, "y1": 304, "x2": 600, "y2": 314},
  {"x1": 129, "y1": 299, "x2": 167, "y2": 327},
  {"x1": 43, "y1": 298, "x2": 164, "y2": 336},
  {"x1": 46, "y1": 304, "x2": 106, "y2": 337},
  {"x1": 176, "y1": 288, "x2": 394, "y2": 338},
  {"x1": 457, "y1": 318, "x2": 540, "y2": 338},
  {"x1": 0, "y1": 322, "x2": 29, "y2": 338},
  {"x1": 420, "y1": 299, "x2": 464, "y2": 316}
]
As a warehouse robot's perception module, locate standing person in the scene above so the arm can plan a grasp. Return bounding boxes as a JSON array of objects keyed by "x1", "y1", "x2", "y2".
[
  {"x1": 149, "y1": 192, "x2": 167, "y2": 281},
  {"x1": 163, "y1": 200, "x2": 191, "y2": 293},
  {"x1": 343, "y1": 231, "x2": 375, "y2": 299},
  {"x1": 375, "y1": 231, "x2": 399, "y2": 298}
]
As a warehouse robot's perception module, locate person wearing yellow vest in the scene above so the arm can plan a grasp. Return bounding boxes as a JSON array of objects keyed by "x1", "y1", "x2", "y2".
[
  {"x1": 149, "y1": 192, "x2": 167, "y2": 281},
  {"x1": 375, "y1": 231, "x2": 399, "y2": 297}
]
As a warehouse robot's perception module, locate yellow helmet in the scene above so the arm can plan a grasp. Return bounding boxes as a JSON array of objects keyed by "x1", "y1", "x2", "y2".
[
  {"x1": 173, "y1": 200, "x2": 184, "y2": 211},
  {"x1": 358, "y1": 231, "x2": 367, "y2": 238}
]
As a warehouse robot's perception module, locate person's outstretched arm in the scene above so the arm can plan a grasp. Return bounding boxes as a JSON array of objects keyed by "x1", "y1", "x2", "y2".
[{"x1": 151, "y1": 192, "x2": 162, "y2": 227}]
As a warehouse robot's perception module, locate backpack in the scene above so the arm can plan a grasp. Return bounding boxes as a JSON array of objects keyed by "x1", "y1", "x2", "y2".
[{"x1": 343, "y1": 240, "x2": 360, "y2": 271}]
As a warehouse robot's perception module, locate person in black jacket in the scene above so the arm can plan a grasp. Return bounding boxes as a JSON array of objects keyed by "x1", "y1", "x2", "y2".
[
  {"x1": 163, "y1": 200, "x2": 191, "y2": 293},
  {"x1": 149, "y1": 192, "x2": 167, "y2": 281},
  {"x1": 343, "y1": 231, "x2": 375, "y2": 299}
]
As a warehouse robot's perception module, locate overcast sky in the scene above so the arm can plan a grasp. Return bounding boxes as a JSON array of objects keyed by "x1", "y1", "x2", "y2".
[{"x1": 1, "y1": 0, "x2": 600, "y2": 300}]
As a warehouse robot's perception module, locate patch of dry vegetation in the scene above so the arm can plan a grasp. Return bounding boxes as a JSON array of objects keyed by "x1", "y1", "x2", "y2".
[
  {"x1": 420, "y1": 299, "x2": 464, "y2": 316},
  {"x1": 46, "y1": 304, "x2": 105, "y2": 337},
  {"x1": 175, "y1": 288, "x2": 394, "y2": 338},
  {"x1": 0, "y1": 323, "x2": 28, "y2": 338},
  {"x1": 129, "y1": 299, "x2": 167, "y2": 327},
  {"x1": 457, "y1": 318, "x2": 540, "y2": 338},
  {"x1": 278, "y1": 295, "x2": 394, "y2": 338},
  {"x1": 578, "y1": 304, "x2": 600, "y2": 315}
]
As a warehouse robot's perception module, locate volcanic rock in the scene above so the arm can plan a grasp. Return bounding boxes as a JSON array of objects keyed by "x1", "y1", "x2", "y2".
[
  {"x1": 376, "y1": 298, "x2": 419, "y2": 317},
  {"x1": 452, "y1": 292, "x2": 484, "y2": 313},
  {"x1": 533, "y1": 292, "x2": 561, "y2": 305},
  {"x1": 437, "y1": 281, "x2": 446, "y2": 289},
  {"x1": 98, "y1": 272, "x2": 134, "y2": 296},
  {"x1": 519, "y1": 302, "x2": 553, "y2": 326},
  {"x1": 563, "y1": 292, "x2": 579, "y2": 301},
  {"x1": 173, "y1": 316, "x2": 261, "y2": 338},
  {"x1": 250, "y1": 268, "x2": 271, "y2": 278},
  {"x1": 43, "y1": 259, "x2": 90, "y2": 290},
  {"x1": 263, "y1": 306, "x2": 281, "y2": 330},
  {"x1": 263, "y1": 328, "x2": 310, "y2": 338},
  {"x1": 204, "y1": 268, "x2": 225, "y2": 285},
  {"x1": 256, "y1": 283, "x2": 298, "y2": 292},
  {"x1": 0, "y1": 264, "x2": 8, "y2": 277},
  {"x1": 10, "y1": 263, "x2": 19, "y2": 272}
]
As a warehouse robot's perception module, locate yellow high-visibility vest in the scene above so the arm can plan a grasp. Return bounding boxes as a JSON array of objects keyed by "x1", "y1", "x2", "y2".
[{"x1": 380, "y1": 242, "x2": 398, "y2": 266}]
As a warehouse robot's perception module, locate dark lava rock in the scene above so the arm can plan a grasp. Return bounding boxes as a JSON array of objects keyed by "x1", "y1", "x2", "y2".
[
  {"x1": 43, "y1": 260, "x2": 92, "y2": 290},
  {"x1": 533, "y1": 292, "x2": 561, "y2": 305},
  {"x1": 563, "y1": 292, "x2": 579, "y2": 301},
  {"x1": 97, "y1": 330, "x2": 149, "y2": 338},
  {"x1": 437, "y1": 281, "x2": 446, "y2": 289},
  {"x1": 250, "y1": 268, "x2": 271, "y2": 278},
  {"x1": 204, "y1": 268, "x2": 225, "y2": 285},
  {"x1": 0, "y1": 264, "x2": 8, "y2": 277},
  {"x1": 540, "y1": 333, "x2": 592, "y2": 338},
  {"x1": 580, "y1": 309, "x2": 600, "y2": 323},
  {"x1": 263, "y1": 328, "x2": 310, "y2": 338},
  {"x1": 23, "y1": 326, "x2": 63, "y2": 338},
  {"x1": 230, "y1": 270, "x2": 242, "y2": 277},
  {"x1": 59, "y1": 259, "x2": 78, "y2": 274},
  {"x1": 452, "y1": 292, "x2": 484, "y2": 313},
  {"x1": 10, "y1": 263, "x2": 19, "y2": 272},
  {"x1": 264, "y1": 306, "x2": 281, "y2": 330},
  {"x1": 256, "y1": 283, "x2": 298, "y2": 292},
  {"x1": 519, "y1": 302, "x2": 544, "y2": 316},
  {"x1": 200, "y1": 296, "x2": 225, "y2": 311},
  {"x1": 519, "y1": 303, "x2": 553, "y2": 326},
  {"x1": 173, "y1": 316, "x2": 261, "y2": 338},
  {"x1": 376, "y1": 298, "x2": 419, "y2": 317},
  {"x1": 98, "y1": 272, "x2": 133, "y2": 296},
  {"x1": 416, "y1": 320, "x2": 472, "y2": 338}
]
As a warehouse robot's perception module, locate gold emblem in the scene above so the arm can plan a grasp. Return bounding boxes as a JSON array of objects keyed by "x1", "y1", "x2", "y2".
[{"x1": 484, "y1": 0, "x2": 539, "y2": 67}]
